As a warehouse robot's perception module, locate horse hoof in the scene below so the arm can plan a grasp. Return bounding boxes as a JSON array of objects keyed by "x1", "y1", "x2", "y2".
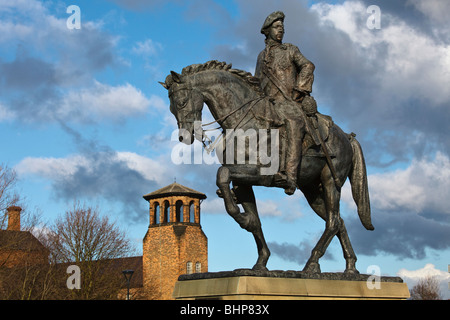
[
  {"x1": 252, "y1": 264, "x2": 269, "y2": 272},
  {"x1": 344, "y1": 268, "x2": 359, "y2": 275},
  {"x1": 303, "y1": 262, "x2": 321, "y2": 274}
]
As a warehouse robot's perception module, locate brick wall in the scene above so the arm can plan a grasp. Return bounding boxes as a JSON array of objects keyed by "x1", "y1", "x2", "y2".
[{"x1": 142, "y1": 194, "x2": 207, "y2": 300}]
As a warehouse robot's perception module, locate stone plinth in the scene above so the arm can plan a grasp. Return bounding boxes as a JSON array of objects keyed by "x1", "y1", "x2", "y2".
[{"x1": 173, "y1": 269, "x2": 410, "y2": 300}]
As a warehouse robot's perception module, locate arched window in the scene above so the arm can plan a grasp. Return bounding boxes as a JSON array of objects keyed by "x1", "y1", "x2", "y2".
[
  {"x1": 163, "y1": 200, "x2": 170, "y2": 223},
  {"x1": 153, "y1": 202, "x2": 160, "y2": 224},
  {"x1": 176, "y1": 200, "x2": 184, "y2": 222},
  {"x1": 186, "y1": 261, "x2": 193, "y2": 274},
  {"x1": 195, "y1": 262, "x2": 201, "y2": 273},
  {"x1": 189, "y1": 201, "x2": 195, "y2": 223}
]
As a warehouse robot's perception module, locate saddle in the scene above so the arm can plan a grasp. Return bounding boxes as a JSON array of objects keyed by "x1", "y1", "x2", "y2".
[
  {"x1": 252, "y1": 100, "x2": 334, "y2": 158},
  {"x1": 303, "y1": 113, "x2": 334, "y2": 158}
]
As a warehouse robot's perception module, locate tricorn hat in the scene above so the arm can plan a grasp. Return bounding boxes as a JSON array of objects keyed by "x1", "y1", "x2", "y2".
[{"x1": 261, "y1": 11, "x2": 285, "y2": 34}]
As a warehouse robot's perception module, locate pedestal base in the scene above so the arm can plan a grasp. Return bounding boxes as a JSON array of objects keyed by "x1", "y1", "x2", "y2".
[{"x1": 173, "y1": 270, "x2": 410, "y2": 300}]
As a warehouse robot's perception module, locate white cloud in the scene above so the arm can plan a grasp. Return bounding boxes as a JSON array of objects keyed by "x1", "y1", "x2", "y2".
[
  {"x1": 342, "y1": 152, "x2": 450, "y2": 215},
  {"x1": 368, "y1": 153, "x2": 450, "y2": 214},
  {"x1": 0, "y1": 103, "x2": 15, "y2": 121},
  {"x1": 256, "y1": 199, "x2": 282, "y2": 217},
  {"x1": 16, "y1": 151, "x2": 167, "y2": 185},
  {"x1": 312, "y1": 1, "x2": 369, "y2": 46},
  {"x1": 60, "y1": 81, "x2": 151, "y2": 122},
  {"x1": 398, "y1": 263, "x2": 448, "y2": 279},
  {"x1": 398, "y1": 263, "x2": 450, "y2": 299},
  {"x1": 311, "y1": 0, "x2": 450, "y2": 105},
  {"x1": 148, "y1": 94, "x2": 169, "y2": 112},
  {"x1": 201, "y1": 197, "x2": 225, "y2": 214},
  {"x1": 15, "y1": 155, "x2": 89, "y2": 179},
  {"x1": 0, "y1": 0, "x2": 140, "y2": 124},
  {"x1": 132, "y1": 39, "x2": 163, "y2": 56},
  {"x1": 115, "y1": 151, "x2": 167, "y2": 184}
]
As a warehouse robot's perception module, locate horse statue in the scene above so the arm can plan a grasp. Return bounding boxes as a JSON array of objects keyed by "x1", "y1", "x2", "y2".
[{"x1": 160, "y1": 60, "x2": 373, "y2": 274}]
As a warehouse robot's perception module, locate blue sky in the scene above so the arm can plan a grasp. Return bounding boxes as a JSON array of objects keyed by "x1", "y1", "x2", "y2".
[{"x1": 1, "y1": 0, "x2": 449, "y2": 297}]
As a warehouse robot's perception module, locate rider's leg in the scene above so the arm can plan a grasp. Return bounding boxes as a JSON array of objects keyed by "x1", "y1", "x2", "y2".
[{"x1": 283, "y1": 118, "x2": 305, "y2": 195}]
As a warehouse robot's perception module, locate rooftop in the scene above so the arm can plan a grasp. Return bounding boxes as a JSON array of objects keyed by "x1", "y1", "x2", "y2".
[
  {"x1": 0, "y1": 230, "x2": 48, "y2": 252},
  {"x1": 143, "y1": 182, "x2": 207, "y2": 201}
]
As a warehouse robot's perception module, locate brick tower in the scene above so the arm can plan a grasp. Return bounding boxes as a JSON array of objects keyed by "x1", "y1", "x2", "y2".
[{"x1": 142, "y1": 182, "x2": 207, "y2": 300}]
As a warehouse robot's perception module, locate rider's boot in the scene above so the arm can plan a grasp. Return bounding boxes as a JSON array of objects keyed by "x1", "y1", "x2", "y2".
[{"x1": 278, "y1": 119, "x2": 304, "y2": 195}]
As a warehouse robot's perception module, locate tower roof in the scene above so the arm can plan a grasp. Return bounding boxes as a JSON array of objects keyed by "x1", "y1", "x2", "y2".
[{"x1": 143, "y1": 182, "x2": 207, "y2": 201}]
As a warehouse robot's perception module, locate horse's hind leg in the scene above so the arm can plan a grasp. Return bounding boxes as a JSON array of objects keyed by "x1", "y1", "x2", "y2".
[
  {"x1": 303, "y1": 186, "x2": 358, "y2": 274},
  {"x1": 233, "y1": 183, "x2": 270, "y2": 271},
  {"x1": 302, "y1": 169, "x2": 347, "y2": 274},
  {"x1": 337, "y1": 218, "x2": 358, "y2": 274}
]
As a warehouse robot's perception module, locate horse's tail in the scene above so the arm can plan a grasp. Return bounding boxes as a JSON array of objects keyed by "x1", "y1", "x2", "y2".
[{"x1": 348, "y1": 134, "x2": 374, "y2": 231}]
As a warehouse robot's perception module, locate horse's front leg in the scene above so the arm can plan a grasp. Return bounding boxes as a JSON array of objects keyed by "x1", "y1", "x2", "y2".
[
  {"x1": 216, "y1": 167, "x2": 270, "y2": 271},
  {"x1": 233, "y1": 184, "x2": 270, "y2": 271},
  {"x1": 216, "y1": 166, "x2": 250, "y2": 229}
]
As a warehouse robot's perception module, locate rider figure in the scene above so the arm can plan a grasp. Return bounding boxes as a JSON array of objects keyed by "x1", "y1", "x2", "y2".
[{"x1": 255, "y1": 11, "x2": 315, "y2": 195}]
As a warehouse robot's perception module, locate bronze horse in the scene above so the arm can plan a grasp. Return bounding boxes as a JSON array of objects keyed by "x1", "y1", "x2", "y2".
[{"x1": 161, "y1": 60, "x2": 373, "y2": 274}]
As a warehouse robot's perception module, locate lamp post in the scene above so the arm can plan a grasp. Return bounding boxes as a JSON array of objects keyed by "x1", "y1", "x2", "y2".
[{"x1": 122, "y1": 270, "x2": 134, "y2": 300}]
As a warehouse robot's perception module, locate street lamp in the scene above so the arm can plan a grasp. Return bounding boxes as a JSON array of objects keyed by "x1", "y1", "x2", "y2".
[{"x1": 122, "y1": 270, "x2": 134, "y2": 300}]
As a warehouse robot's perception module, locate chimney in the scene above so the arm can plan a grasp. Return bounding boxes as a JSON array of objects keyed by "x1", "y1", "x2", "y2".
[{"x1": 7, "y1": 206, "x2": 21, "y2": 231}]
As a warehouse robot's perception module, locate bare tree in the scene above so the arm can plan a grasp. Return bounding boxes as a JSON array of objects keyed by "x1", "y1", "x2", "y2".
[
  {"x1": 410, "y1": 276, "x2": 443, "y2": 300},
  {"x1": 0, "y1": 165, "x2": 53, "y2": 300},
  {"x1": 45, "y1": 202, "x2": 137, "y2": 299}
]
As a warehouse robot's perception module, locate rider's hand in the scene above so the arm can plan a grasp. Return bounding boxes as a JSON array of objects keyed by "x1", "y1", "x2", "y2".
[{"x1": 293, "y1": 90, "x2": 306, "y2": 102}]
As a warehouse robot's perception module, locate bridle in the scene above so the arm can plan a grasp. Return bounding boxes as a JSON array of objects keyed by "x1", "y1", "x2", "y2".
[{"x1": 170, "y1": 83, "x2": 265, "y2": 154}]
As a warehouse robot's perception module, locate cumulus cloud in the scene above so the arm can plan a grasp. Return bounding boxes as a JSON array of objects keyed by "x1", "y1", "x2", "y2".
[
  {"x1": 338, "y1": 153, "x2": 450, "y2": 259},
  {"x1": 60, "y1": 81, "x2": 151, "y2": 123},
  {"x1": 398, "y1": 263, "x2": 450, "y2": 299},
  {"x1": 16, "y1": 149, "x2": 165, "y2": 222},
  {"x1": 368, "y1": 153, "x2": 450, "y2": 216},
  {"x1": 132, "y1": 39, "x2": 163, "y2": 57},
  {"x1": 14, "y1": 120, "x2": 171, "y2": 222},
  {"x1": 0, "y1": 0, "x2": 150, "y2": 125},
  {"x1": 0, "y1": 103, "x2": 14, "y2": 121}
]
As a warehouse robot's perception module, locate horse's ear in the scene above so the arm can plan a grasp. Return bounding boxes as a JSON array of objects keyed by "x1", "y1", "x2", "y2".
[
  {"x1": 158, "y1": 81, "x2": 168, "y2": 90},
  {"x1": 170, "y1": 71, "x2": 182, "y2": 83}
]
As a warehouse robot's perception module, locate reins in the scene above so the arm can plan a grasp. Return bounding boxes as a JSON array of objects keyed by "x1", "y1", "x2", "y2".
[{"x1": 201, "y1": 96, "x2": 265, "y2": 154}]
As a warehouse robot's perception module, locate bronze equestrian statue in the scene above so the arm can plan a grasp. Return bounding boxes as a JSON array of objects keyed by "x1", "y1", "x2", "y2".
[{"x1": 160, "y1": 11, "x2": 373, "y2": 274}]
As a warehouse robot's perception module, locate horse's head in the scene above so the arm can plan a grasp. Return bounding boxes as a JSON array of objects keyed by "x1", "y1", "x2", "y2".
[{"x1": 160, "y1": 71, "x2": 204, "y2": 145}]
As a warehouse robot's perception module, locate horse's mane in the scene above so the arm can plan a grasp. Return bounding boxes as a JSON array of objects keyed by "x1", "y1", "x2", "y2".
[{"x1": 180, "y1": 60, "x2": 263, "y2": 94}]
